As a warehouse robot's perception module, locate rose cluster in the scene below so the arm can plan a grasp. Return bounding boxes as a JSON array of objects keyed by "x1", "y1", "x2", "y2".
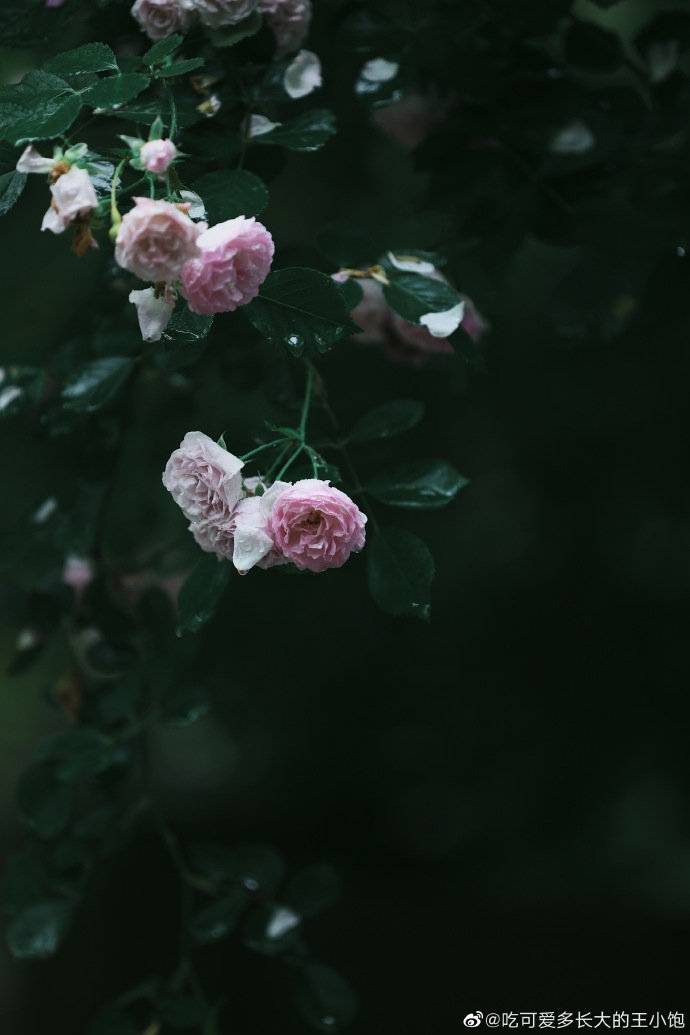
[
  {"x1": 162, "y1": 432, "x2": 367, "y2": 574},
  {"x1": 131, "y1": 0, "x2": 311, "y2": 55},
  {"x1": 114, "y1": 198, "x2": 274, "y2": 340}
]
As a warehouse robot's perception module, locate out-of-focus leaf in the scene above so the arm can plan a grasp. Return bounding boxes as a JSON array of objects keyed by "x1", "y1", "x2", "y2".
[
  {"x1": 292, "y1": 963, "x2": 359, "y2": 1033},
  {"x1": 367, "y1": 527, "x2": 434, "y2": 621},
  {"x1": 0, "y1": 170, "x2": 26, "y2": 216},
  {"x1": 252, "y1": 109, "x2": 337, "y2": 151},
  {"x1": 16, "y1": 763, "x2": 76, "y2": 838},
  {"x1": 176, "y1": 554, "x2": 230, "y2": 635},
  {"x1": 189, "y1": 888, "x2": 248, "y2": 943},
  {"x1": 349, "y1": 400, "x2": 424, "y2": 443},
  {"x1": 191, "y1": 169, "x2": 269, "y2": 222},
  {"x1": 284, "y1": 865, "x2": 343, "y2": 918},
  {"x1": 366, "y1": 459, "x2": 469, "y2": 508},
  {"x1": 61, "y1": 357, "x2": 134, "y2": 413}
]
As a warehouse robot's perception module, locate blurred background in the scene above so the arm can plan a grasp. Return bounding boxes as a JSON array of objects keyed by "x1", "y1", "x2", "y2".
[{"x1": 2, "y1": 0, "x2": 690, "y2": 1030}]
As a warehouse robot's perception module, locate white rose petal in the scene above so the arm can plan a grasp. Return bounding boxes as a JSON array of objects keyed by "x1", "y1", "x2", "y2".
[
  {"x1": 419, "y1": 301, "x2": 466, "y2": 339},
  {"x1": 549, "y1": 119, "x2": 595, "y2": 155},
  {"x1": 386, "y1": 251, "x2": 437, "y2": 276},
  {"x1": 248, "y1": 114, "x2": 282, "y2": 137},
  {"x1": 16, "y1": 145, "x2": 55, "y2": 174},
  {"x1": 0, "y1": 386, "x2": 22, "y2": 411},
  {"x1": 129, "y1": 288, "x2": 175, "y2": 342},
  {"x1": 32, "y1": 497, "x2": 58, "y2": 524},
  {"x1": 283, "y1": 49, "x2": 322, "y2": 99},
  {"x1": 362, "y1": 58, "x2": 399, "y2": 83},
  {"x1": 232, "y1": 480, "x2": 291, "y2": 574}
]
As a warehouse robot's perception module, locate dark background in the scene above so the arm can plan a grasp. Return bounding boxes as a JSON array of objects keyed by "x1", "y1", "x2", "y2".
[{"x1": 2, "y1": 0, "x2": 690, "y2": 1030}]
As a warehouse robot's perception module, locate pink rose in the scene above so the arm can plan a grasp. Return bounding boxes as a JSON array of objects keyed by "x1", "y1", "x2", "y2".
[
  {"x1": 115, "y1": 197, "x2": 204, "y2": 283},
  {"x1": 268, "y1": 479, "x2": 367, "y2": 573},
  {"x1": 162, "y1": 431, "x2": 244, "y2": 525},
  {"x1": 140, "y1": 139, "x2": 178, "y2": 175},
  {"x1": 180, "y1": 216, "x2": 274, "y2": 315},
  {"x1": 258, "y1": 0, "x2": 311, "y2": 57},
  {"x1": 131, "y1": 0, "x2": 191, "y2": 39},
  {"x1": 182, "y1": 0, "x2": 257, "y2": 29},
  {"x1": 41, "y1": 166, "x2": 98, "y2": 235}
]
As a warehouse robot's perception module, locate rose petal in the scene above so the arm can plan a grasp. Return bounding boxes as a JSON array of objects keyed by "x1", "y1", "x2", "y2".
[
  {"x1": 129, "y1": 287, "x2": 175, "y2": 342},
  {"x1": 419, "y1": 301, "x2": 466, "y2": 338},
  {"x1": 283, "y1": 49, "x2": 322, "y2": 99},
  {"x1": 248, "y1": 114, "x2": 282, "y2": 137},
  {"x1": 361, "y1": 57, "x2": 399, "y2": 82},
  {"x1": 386, "y1": 252, "x2": 437, "y2": 276}
]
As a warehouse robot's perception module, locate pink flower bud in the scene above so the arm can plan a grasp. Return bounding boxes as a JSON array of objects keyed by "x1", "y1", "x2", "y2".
[
  {"x1": 140, "y1": 138, "x2": 178, "y2": 175},
  {"x1": 180, "y1": 216, "x2": 274, "y2": 315},
  {"x1": 41, "y1": 166, "x2": 98, "y2": 235},
  {"x1": 131, "y1": 0, "x2": 191, "y2": 40},
  {"x1": 258, "y1": 0, "x2": 311, "y2": 57},
  {"x1": 268, "y1": 479, "x2": 367, "y2": 572},
  {"x1": 115, "y1": 197, "x2": 204, "y2": 283}
]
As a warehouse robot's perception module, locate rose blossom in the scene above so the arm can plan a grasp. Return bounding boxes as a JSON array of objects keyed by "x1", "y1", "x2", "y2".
[
  {"x1": 162, "y1": 431, "x2": 244, "y2": 526},
  {"x1": 140, "y1": 139, "x2": 178, "y2": 175},
  {"x1": 131, "y1": 0, "x2": 191, "y2": 40},
  {"x1": 115, "y1": 197, "x2": 204, "y2": 283},
  {"x1": 268, "y1": 479, "x2": 367, "y2": 573},
  {"x1": 180, "y1": 216, "x2": 274, "y2": 315},
  {"x1": 258, "y1": 0, "x2": 311, "y2": 57},
  {"x1": 41, "y1": 166, "x2": 98, "y2": 235},
  {"x1": 181, "y1": 0, "x2": 257, "y2": 29}
]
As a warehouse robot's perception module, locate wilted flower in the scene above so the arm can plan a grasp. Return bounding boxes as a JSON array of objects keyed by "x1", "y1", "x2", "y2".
[
  {"x1": 129, "y1": 285, "x2": 177, "y2": 341},
  {"x1": 41, "y1": 166, "x2": 98, "y2": 235}
]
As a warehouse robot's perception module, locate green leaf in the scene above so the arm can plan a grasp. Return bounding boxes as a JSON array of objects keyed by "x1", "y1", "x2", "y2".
[
  {"x1": 189, "y1": 889, "x2": 248, "y2": 944},
  {"x1": 83, "y1": 74, "x2": 150, "y2": 109},
  {"x1": 244, "y1": 267, "x2": 358, "y2": 357},
  {"x1": 159, "y1": 998, "x2": 209, "y2": 1029},
  {"x1": 7, "y1": 899, "x2": 72, "y2": 960},
  {"x1": 336, "y1": 278, "x2": 363, "y2": 312},
  {"x1": 0, "y1": 71, "x2": 80, "y2": 145},
  {"x1": 191, "y1": 169, "x2": 269, "y2": 222},
  {"x1": 349, "y1": 400, "x2": 424, "y2": 443},
  {"x1": 156, "y1": 58, "x2": 205, "y2": 79},
  {"x1": 293, "y1": 963, "x2": 358, "y2": 1033},
  {"x1": 16, "y1": 763, "x2": 76, "y2": 838},
  {"x1": 142, "y1": 34, "x2": 184, "y2": 66},
  {"x1": 176, "y1": 554, "x2": 230, "y2": 635},
  {"x1": 37, "y1": 728, "x2": 117, "y2": 782},
  {"x1": 43, "y1": 43, "x2": 118, "y2": 77},
  {"x1": 448, "y1": 328, "x2": 488, "y2": 373},
  {"x1": 366, "y1": 459, "x2": 469, "y2": 508},
  {"x1": 208, "y1": 10, "x2": 262, "y2": 47},
  {"x1": 157, "y1": 303, "x2": 213, "y2": 369},
  {"x1": 243, "y1": 903, "x2": 301, "y2": 955},
  {"x1": 367, "y1": 527, "x2": 434, "y2": 620},
  {"x1": 284, "y1": 865, "x2": 343, "y2": 918},
  {"x1": 0, "y1": 169, "x2": 26, "y2": 216},
  {"x1": 61, "y1": 357, "x2": 135, "y2": 413},
  {"x1": 382, "y1": 273, "x2": 460, "y2": 325},
  {"x1": 253, "y1": 108, "x2": 337, "y2": 152}
]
